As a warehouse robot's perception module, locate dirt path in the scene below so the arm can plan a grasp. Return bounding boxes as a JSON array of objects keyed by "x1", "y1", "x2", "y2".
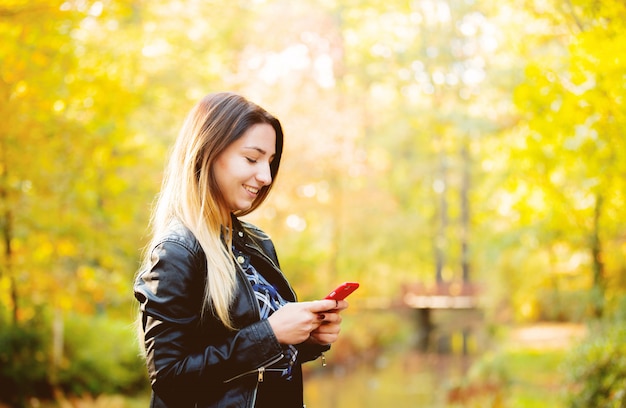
[{"x1": 508, "y1": 322, "x2": 587, "y2": 350}]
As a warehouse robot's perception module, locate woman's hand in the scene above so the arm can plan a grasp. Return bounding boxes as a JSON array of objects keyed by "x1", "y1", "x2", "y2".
[
  {"x1": 268, "y1": 299, "x2": 347, "y2": 345},
  {"x1": 308, "y1": 313, "x2": 341, "y2": 345},
  {"x1": 309, "y1": 298, "x2": 348, "y2": 345}
]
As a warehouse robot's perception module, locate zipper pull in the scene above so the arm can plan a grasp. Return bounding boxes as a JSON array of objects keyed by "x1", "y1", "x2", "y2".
[
  {"x1": 258, "y1": 366, "x2": 265, "y2": 382},
  {"x1": 321, "y1": 352, "x2": 327, "y2": 367}
]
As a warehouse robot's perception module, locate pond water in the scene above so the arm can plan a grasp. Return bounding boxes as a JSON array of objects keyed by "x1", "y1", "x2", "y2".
[{"x1": 303, "y1": 347, "x2": 473, "y2": 408}]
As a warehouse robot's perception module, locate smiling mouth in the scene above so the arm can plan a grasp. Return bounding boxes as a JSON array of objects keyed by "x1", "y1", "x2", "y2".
[{"x1": 244, "y1": 185, "x2": 259, "y2": 195}]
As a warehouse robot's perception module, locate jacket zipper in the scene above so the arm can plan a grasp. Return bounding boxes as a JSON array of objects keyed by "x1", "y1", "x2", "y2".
[
  {"x1": 257, "y1": 366, "x2": 265, "y2": 382},
  {"x1": 224, "y1": 354, "x2": 284, "y2": 408},
  {"x1": 222, "y1": 353, "x2": 284, "y2": 384}
]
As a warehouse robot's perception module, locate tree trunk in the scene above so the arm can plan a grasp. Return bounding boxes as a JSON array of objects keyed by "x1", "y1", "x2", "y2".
[
  {"x1": 591, "y1": 193, "x2": 605, "y2": 318},
  {"x1": 435, "y1": 145, "x2": 447, "y2": 284},
  {"x1": 460, "y1": 138, "x2": 471, "y2": 283},
  {"x1": 0, "y1": 140, "x2": 18, "y2": 324}
]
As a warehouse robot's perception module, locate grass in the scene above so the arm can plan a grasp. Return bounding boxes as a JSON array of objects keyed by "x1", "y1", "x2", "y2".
[
  {"x1": 502, "y1": 348, "x2": 568, "y2": 407},
  {"x1": 446, "y1": 323, "x2": 584, "y2": 408}
]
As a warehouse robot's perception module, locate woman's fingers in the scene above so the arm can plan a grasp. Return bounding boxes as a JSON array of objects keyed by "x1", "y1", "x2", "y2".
[
  {"x1": 308, "y1": 299, "x2": 338, "y2": 313},
  {"x1": 268, "y1": 300, "x2": 348, "y2": 345},
  {"x1": 317, "y1": 311, "x2": 342, "y2": 324}
]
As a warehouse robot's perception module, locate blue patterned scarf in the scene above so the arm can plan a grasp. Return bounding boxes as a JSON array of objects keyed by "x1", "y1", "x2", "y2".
[{"x1": 233, "y1": 246, "x2": 298, "y2": 380}]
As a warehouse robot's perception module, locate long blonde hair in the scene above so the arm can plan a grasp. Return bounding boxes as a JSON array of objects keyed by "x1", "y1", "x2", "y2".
[{"x1": 144, "y1": 92, "x2": 283, "y2": 330}]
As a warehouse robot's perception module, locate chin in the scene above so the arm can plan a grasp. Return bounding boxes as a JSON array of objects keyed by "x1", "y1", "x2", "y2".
[{"x1": 235, "y1": 202, "x2": 254, "y2": 212}]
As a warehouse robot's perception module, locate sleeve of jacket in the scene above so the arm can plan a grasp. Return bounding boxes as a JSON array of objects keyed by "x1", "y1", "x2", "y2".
[
  {"x1": 296, "y1": 341, "x2": 331, "y2": 363},
  {"x1": 134, "y1": 239, "x2": 284, "y2": 397}
]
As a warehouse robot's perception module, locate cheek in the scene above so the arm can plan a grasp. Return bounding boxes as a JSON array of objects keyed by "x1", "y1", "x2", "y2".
[
  {"x1": 212, "y1": 161, "x2": 229, "y2": 192},
  {"x1": 214, "y1": 158, "x2": 246, "y2": 196}
]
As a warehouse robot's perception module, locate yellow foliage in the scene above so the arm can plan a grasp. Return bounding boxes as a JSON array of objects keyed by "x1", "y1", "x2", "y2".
[
  {"x1": 57, "y1": 239, "x2": 78, "y2": 257},
  {"x1": 33, "y1": 240, "x2": 54, "y2": 262}
]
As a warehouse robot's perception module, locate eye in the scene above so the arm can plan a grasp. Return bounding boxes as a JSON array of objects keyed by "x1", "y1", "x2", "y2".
[{"x1": 246, "y1": 157, "x2": 257, "y2": 163}]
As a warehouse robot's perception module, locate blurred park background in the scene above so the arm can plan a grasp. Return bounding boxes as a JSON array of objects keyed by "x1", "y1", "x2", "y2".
[{"x1": 1, "y1": 0, "x2": 626, "y2": 407}]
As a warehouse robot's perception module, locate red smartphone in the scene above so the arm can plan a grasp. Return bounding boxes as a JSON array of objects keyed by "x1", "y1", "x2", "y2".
[{"x1": 325, "y1": 282, "x2": 360, "y2": 301}]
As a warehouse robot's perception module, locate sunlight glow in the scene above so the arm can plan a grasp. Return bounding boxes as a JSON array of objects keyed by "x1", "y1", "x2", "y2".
[
  {"x1": 572, "y1": 191, "x2": 595, "y2": 211},
  {"x1": 286, "y1": 214, "x2": 307, "y2": 232},
  {"x1": 432, "y1": 179, "x2": 445, "y2": 194},
  {"x1": 313, "y1": 54, "x2": 336, "y2": 88},
  {"x1": 297, "y1": 184, "x2": 317, "y2": 198},
  {"x1": 142, "y1": 38, "x2": 171, "y2": 58},
  {"x1": 53, "y1": 100, "x2": 65, "y2": 112},
  {"x1": 419, "y1": 0, "x2": 451, "y2": 25},
  {"x1": 89, "y1": 1, "x2": 103, "y2": 17},
  {"x1": 254, "y1": 44, "x2": 316, "y2": 85},
  {"x1": 497, "y1": 191, "x2": 515, "y2": 216},
  {"x1": 462, "y1": 66, "x2": 486, "y2": 86}
]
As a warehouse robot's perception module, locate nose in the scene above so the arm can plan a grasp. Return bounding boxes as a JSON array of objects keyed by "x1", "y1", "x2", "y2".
[{"x1": 256, "y1": 163, "x2": 272, "y2": 186}]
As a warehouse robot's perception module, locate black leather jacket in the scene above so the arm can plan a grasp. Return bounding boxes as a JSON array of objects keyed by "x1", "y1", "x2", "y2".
[{"x1": 134, "y1": 216, "x2": 329, "y2": 408}]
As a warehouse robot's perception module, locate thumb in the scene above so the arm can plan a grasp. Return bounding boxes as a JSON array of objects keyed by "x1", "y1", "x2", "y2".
[{"x1": 308, "y1": 299, "x2": 337, "y2": 312}]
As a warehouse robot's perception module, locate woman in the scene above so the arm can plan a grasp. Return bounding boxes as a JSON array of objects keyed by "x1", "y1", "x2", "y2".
[{"x1": 134, "y1": 92, "x2": 348, "y2": 408}]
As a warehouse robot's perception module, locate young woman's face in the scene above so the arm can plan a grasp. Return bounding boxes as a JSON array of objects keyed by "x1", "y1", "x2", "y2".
[{"x1": 214, "y1": 123, "x2": 277, "y2": 212}]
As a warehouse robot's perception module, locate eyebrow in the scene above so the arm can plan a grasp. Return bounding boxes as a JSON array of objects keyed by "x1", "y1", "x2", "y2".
[
  {"x1": 243, "y1": 146, "x2": 275, "y2": 157},
  {"x1": 243, "y1": 146, "x2": 266, "y2": 154}
]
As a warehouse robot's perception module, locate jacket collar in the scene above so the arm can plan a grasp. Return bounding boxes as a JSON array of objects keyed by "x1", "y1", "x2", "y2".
[{"x1": 230, "y1": 213, "x2": 247, "y2": 246}]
